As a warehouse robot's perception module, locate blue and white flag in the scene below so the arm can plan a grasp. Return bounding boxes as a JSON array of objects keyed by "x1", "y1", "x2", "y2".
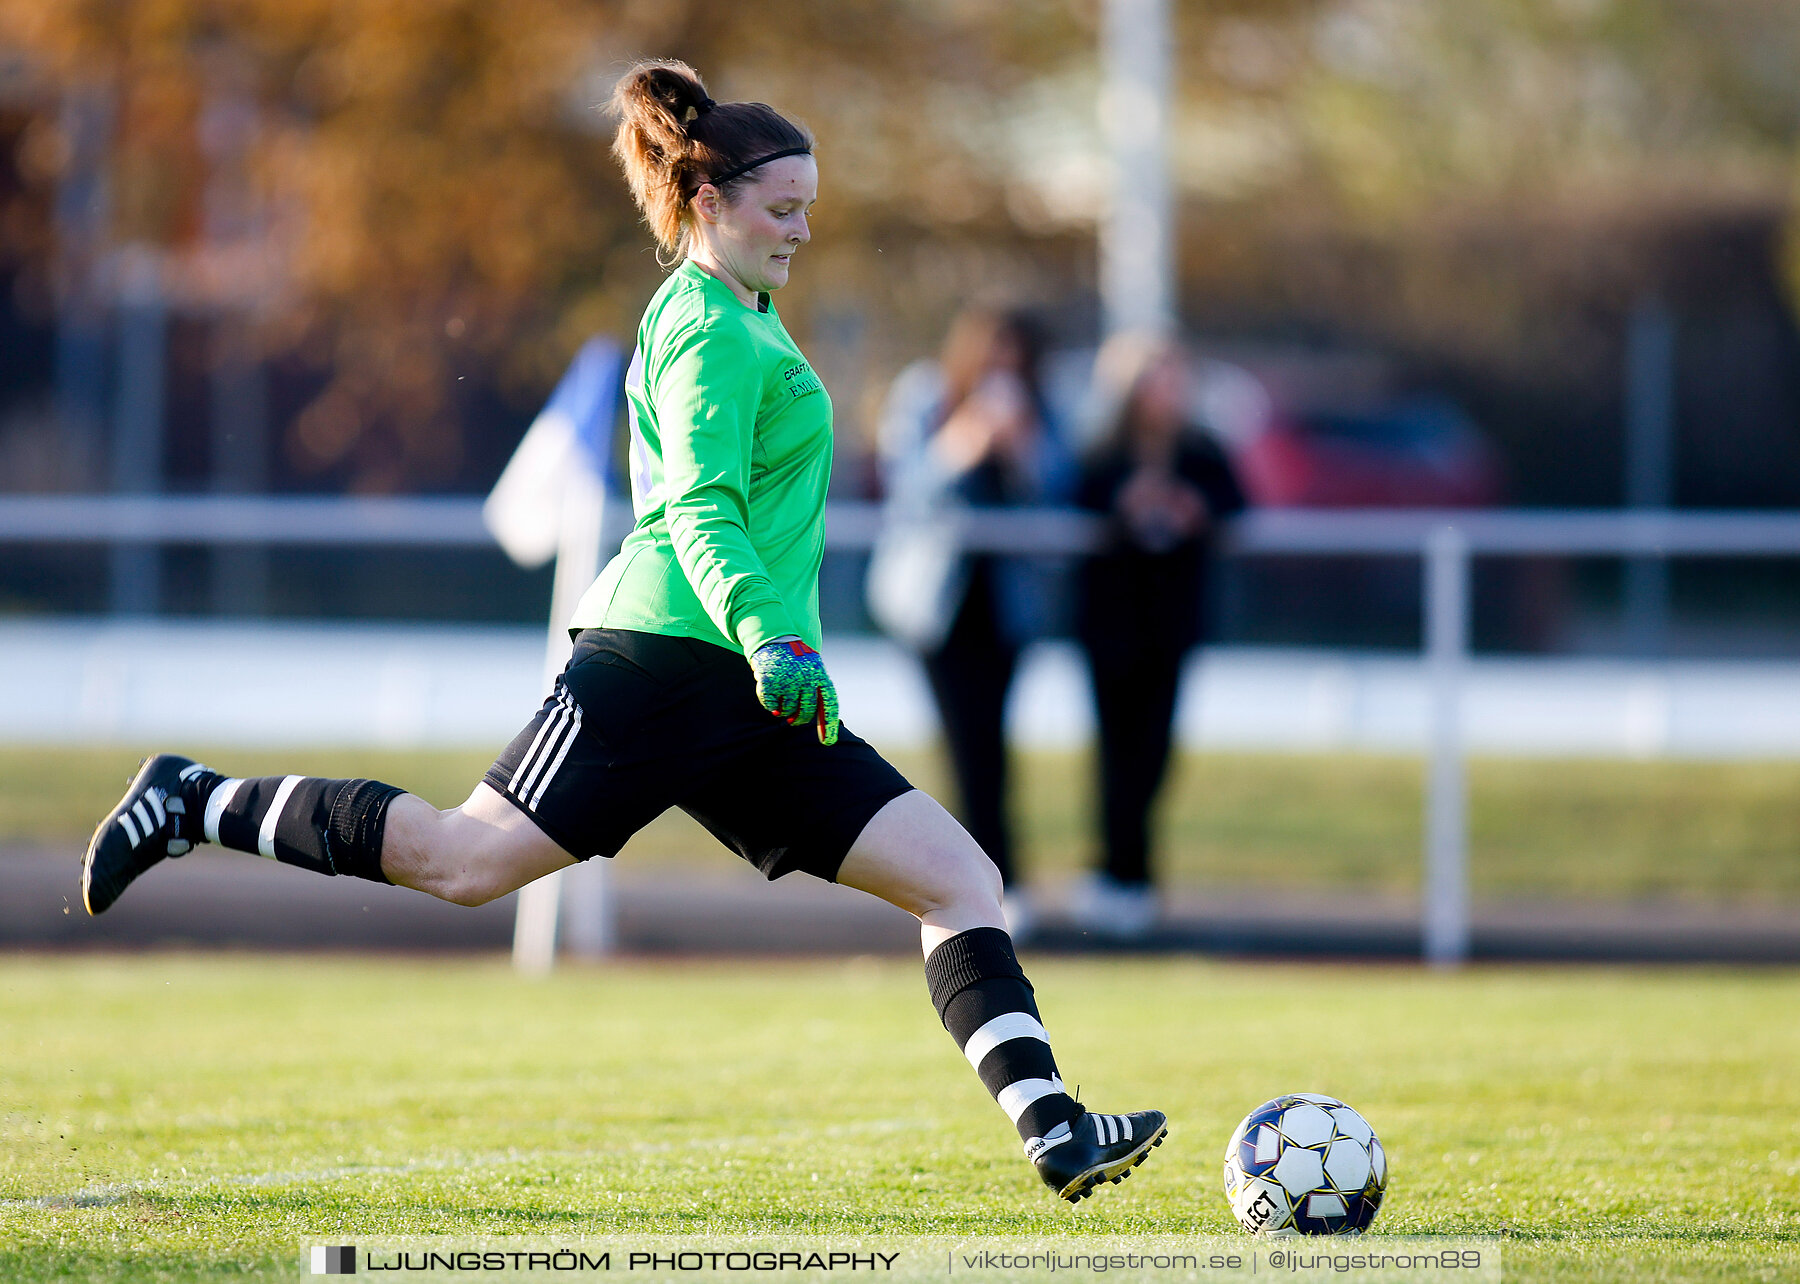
[{"x1": 483, "y1": 337, "x2": 623, "y2": 569}]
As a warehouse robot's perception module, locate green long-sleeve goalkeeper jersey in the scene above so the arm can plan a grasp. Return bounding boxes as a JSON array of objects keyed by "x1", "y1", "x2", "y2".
[{"x1": 569, "y1": 260, "x2": 832, "y2": 658}]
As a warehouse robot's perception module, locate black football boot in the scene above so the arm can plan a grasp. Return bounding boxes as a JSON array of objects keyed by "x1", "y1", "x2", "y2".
[
  {"x1": 1029, "y1": 1108, "x2": 1168, "y2": 1203},
  {"x1": 82, "y1": 754, "x2": 211, "y2": 915}
]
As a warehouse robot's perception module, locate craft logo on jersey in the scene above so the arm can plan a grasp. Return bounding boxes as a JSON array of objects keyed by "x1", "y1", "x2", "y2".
[{"x1": 782, "y1": 363, "x2": 823, "y2": 399}]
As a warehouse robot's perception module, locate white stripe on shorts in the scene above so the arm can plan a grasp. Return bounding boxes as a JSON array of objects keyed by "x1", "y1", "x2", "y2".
[
  {"x1": 527, "y1": 697, "x2": 582, "y2": 811},
  {"x1": 507, "y1": 697, "x2": 563, "y2": 797},
  {"x1": 996, "y1": 1074, "x2": 1067, "y2": 1124},
  {"x1": 257, "y1": 775, "x2": 304, "y2": 859},
  {"x1": 511, "y1": 701, "x2": 568, "y2": 806},
  {"x1": 510, "y1": 686, "x2": 576, "y2": 805},
  {"x1": 204, "y1": 777, "x2": 245, "y2": 845},
  {"x1": 962, "y1": 1012, "x2": 1051, "y2": 1073}
]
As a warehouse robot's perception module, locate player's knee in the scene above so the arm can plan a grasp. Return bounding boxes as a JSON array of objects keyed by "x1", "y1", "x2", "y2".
[
  {"x1": 439, "y1": 875, "x2": 497, "y2": 908},
  {"x1": 401, "y1": 846, "x2": 502, "y2": 907},
  {"x1": 402, "y1": 809, "x2": 518, "y2": 906},
  {"x1": 960, "y1": 850, "x2": 1003, "y2": 907},
  {"x1": 435, "y1": 856, "x2": 516, "y2": 907},
  {"x1": 921, "y1": 844, "x2": 1003, "y2": 916}
]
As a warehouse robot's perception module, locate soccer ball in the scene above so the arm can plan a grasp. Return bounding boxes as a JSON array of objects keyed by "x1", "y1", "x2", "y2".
[{"x1": 1222, "y1": 1093, "x2": 1387, "y2": 1237}]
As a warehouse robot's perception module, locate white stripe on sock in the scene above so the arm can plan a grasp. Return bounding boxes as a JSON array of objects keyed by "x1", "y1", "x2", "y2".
[
  {"x1": 527, "y1": 699, "x2": 581, "y2": 811},
  {"x1": 256, "y1": 776, "x2": 304, "y2": 860},
  {"x1": 996, "y1": 1074, "x2": 1066, "y2": 1124},
  {"x1": 962, "y1": 1012, "x2": 1051, "y2": 1073},
  {"x1": 204, "y1": 778, "x2": 244, "y2": 844}
]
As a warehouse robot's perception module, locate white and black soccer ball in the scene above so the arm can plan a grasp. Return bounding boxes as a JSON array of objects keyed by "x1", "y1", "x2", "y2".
[{"x1": 1222, "y1": 1093, "x2": 1387, "y2": 1237}]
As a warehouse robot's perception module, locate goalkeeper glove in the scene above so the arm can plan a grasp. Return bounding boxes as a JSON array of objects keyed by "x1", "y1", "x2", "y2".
[{"x1": 750, "y1": 638, "x2": 841, "y2": 746}]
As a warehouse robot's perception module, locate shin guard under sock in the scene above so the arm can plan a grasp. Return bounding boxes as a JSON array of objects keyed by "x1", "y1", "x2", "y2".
[
  {"x1": 187, "y1": 774, "x2": 404, "y2": 883},
  {"x1": 925, "y1": 926, "x2": 1083, "y2": 1143}
]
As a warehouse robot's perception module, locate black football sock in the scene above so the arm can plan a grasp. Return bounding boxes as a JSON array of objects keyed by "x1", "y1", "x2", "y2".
[
  {"x1": 182, "y1": 773, "x2": 404, "y2": 884},
  {"x1": 925, "y1": 926, "x2": 1084, "y2": 1145}
]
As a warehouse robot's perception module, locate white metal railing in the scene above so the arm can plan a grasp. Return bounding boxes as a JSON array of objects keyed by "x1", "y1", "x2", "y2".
[
  {"x1": 0, "y1": 494, "x2": 498, "y2": 546},
  {"x1": 1238, "y1": 508, "x2": 1800, "y2": 965},
  {"x1": 8, "y1": 495, "x2": 1800, "y2": 557},
  {"x1": 6, "y1": 493, "x2": 1800, "y2": 964}
]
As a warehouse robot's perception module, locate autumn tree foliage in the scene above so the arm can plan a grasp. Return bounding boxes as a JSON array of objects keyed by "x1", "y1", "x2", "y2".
[
  {"x1": 3, "y1": 0, "x2": 1799, "y2": 497},
  {"x1": 0, "y1": 0, "x2": 1095, "y2": 488}
]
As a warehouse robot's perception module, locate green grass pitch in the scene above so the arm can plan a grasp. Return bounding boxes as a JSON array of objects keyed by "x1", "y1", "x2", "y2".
[
  {"x1": 2, "y1": 955, "x2": 1796, "y2": 1282},
  {"x1": 7, "y1": 745, "x2": 1800, "y2": 901}
]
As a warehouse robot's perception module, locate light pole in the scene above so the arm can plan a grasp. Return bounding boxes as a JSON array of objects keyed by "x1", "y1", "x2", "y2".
[{"x1": 1099, "y1": 0, "x2": 1176, "y2": 339}]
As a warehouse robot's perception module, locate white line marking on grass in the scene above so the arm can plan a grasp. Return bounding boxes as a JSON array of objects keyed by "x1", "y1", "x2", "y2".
[
  {"x1": 1, "y1": 1184, "x2": 136, "y2": 1210},
  {"x1": 0, "y1": 1151, "x2": 533, "y2": 1211},
  {"x1": 1, "y1": 1129, "x2": 881, "y2": 1212}
]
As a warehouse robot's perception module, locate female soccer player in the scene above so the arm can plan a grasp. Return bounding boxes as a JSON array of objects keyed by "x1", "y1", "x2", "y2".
[{"x1": 81, "y1": 59, "x2": 1164, "y2": 1204}]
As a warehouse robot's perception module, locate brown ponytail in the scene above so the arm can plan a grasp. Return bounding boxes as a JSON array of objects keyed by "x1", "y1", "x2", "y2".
[{"x1": 610, "y1": 59, "x2": 813, "y2": 261}]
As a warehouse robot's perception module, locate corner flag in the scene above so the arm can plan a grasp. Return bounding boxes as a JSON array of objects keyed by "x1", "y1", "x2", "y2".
[{"x1": 486, "y1": 335, "x2": 626, "y2": 972}]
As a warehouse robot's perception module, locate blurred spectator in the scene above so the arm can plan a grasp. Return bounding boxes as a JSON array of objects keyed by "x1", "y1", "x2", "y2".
[
  {"x1": 1070, "y1": 333, "x2": 1246, "y2": 938},
  {"x1": 867, "y1": 306, "x2": 1073, "y2": 931}
]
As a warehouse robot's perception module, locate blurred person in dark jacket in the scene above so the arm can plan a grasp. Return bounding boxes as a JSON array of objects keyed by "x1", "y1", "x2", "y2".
[
  {"x1": 1071, "y1": 332, "x2": 1246, "y2": 938},
  {"x1": 868, "y1": 306, "x2": 1074, "y2": 934}
]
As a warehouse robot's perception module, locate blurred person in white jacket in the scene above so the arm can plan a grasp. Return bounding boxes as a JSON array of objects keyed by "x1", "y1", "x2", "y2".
[{"x1": 868, "y1": 306, "x2": 1074, "y2": 934}]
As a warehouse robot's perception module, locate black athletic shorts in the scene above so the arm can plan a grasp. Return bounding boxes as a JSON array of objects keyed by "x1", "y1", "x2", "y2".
[{"x1": 484, "y1": 628, "x2": 915, "y2": 881}]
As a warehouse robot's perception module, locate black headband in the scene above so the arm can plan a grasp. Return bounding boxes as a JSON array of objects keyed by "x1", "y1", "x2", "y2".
[{"x1": 704, "y1": 146, "x2": 813, "y2": 188}]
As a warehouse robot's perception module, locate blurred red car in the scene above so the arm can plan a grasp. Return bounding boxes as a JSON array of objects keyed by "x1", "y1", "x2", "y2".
[
  {"x1": 1189, "y1": 355, "x2": 1561, "y2": 650},
  {"x1": 1193, "y1": 357, "x2": 1503, "y2": 508}
]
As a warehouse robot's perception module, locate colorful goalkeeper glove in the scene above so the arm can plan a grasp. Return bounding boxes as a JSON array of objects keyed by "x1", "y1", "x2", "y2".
[{"x1": 750, "y1": 638, "x2": 840, "y2": 746}]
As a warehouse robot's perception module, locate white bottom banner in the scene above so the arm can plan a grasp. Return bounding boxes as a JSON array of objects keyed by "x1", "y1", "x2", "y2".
[{"x1": 300, "y1": 1235, "x2": 1502, "y2": 1283}]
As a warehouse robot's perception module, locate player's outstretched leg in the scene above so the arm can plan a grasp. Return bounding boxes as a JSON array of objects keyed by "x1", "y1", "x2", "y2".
[
  {"x1": 83, "y1": 754, "x2": 404, "y2": 914},
  {"x1": 83, "y1": 752, "x2": 571, "y2": 916},
  {"x1": 836, "y1": 789, "x2": 1168, "y2": 1203}
]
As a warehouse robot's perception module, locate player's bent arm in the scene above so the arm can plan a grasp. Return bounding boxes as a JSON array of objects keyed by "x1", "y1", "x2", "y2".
[
  {"x1": 664, "y1": 483, "x2": 799, "y2": 654},
  {"x1": 654, "y1": 324, "x2": 804, "y2": 656},
  {"x1": 652, "y1": 324, "x2": 837, "y2": 740}
]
